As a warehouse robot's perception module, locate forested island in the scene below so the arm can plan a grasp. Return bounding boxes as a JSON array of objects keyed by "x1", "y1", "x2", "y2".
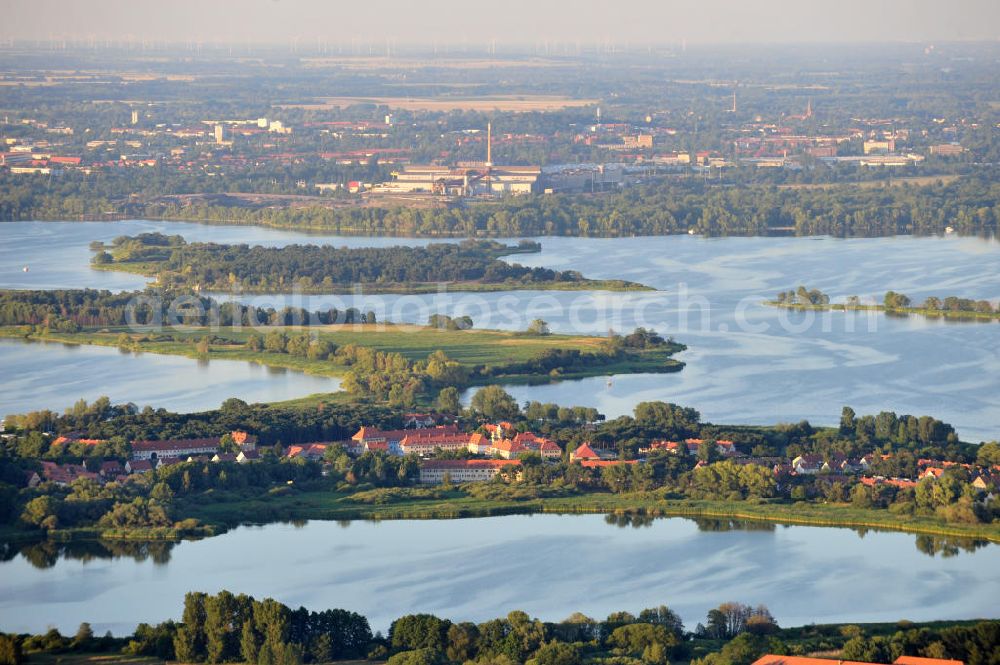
[
  {"x1": 89, "y1": 234, "x2": 647, "y2": 293},
  {"x1": 2, "y1": 589, "x2": 997, "y2": 665},
  {"x1": 769, "y1": 287, "x2": 1000, "y2": 320}
]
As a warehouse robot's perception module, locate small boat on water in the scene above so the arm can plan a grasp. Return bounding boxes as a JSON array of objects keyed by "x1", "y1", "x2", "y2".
[
  {"x1": 944, "y1": 226, "x2": 955, "y2": 234},
  {"x1": 606, "y1": 377, "x2": 614, "y2": 388},
  {"x1": 22, "y1": 265, "x2": 29, "y2": 272}
]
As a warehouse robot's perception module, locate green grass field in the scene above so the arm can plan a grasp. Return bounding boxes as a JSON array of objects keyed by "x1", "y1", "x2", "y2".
[{"x1": 0, "y1": 324, "x2": 683, "y2": 386}]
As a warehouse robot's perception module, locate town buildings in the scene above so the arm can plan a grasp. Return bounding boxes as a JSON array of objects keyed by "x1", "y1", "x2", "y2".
[
  {"x1": 131, "y1": 437, "x2": 220, "y2": 460},
  {"x1": 418, "y1": 459, "x2": 522, "y2": 484}
]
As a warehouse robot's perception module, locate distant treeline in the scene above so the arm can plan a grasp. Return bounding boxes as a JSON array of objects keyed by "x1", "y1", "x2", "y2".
[
  {"x1": 0, "y1": 289, "x2": 379, "y2": 330},
  {"x1": 5, "y1": 171, "x2": 1000, "y2": 237},
  {"x1": 95, "y1": 235, "x2": 607, "y2": 291}
]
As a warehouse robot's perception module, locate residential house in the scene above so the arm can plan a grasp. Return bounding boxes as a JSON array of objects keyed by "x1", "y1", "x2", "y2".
[
  {"x1": 467, "y1": 432, "x2": 492, "y2": 455},
  {"x1": 99, "y1": 460, "x2": 124, "y2": 477},
  {"x1": 510, "y1": 432, "x2": 562, "y2": 459},
  {"x1": 792, "y1": 454, "x2": 825, "y2": 474},
  {"x1": 237, "y1": 450, "x2": 261, "y2": 463},
  {"x1": 286, "y1": 443, "x2": 330, "y2": 461},
  {"x1": 23, "y1": 470, "x2": 41, "y2": 488},
  {"x1": 419, "y1": 459, "x2": 522, "y2": 484},
  {"x1": 570, "y1": 442, "x2": 617, "y2": 463},
  {"x1": 640, "y1": 439, "x2": 738, "y2": 457},
  {"x1": 125, "y1": 459, "x2": 154, "y2": 474},
  {"x1": 39, "y1": 461, "x2": 98, "y2": 486},
  {"x1": 919, "y1": 467, "x2": 946, "y2": 480},
  {"x1": 230, "y1": 430, "x2": 257, "y2": 451},
  {"x1": 403, "y1": 413, "x2": 437, "y2": 428},
  {"x1": 861, "y1": 476, "x2": 917, "y2": 490},
  {"x1": 212, "y1": 453, "x2": 238, "y2": 463}
]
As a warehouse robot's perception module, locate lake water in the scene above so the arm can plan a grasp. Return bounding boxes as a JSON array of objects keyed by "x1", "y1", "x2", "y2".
[
  {"x1": 0, "y1": 338, "x2": 338, "y2": 417},
  {"x1": 1, "y1": 221, "x2": 999, "y2": 440},
  {"x1": 0, "y1": 515, "x2": 995, "y2": 635}
]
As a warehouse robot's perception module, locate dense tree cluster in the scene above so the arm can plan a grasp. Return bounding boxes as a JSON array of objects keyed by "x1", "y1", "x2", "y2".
[
  {"x1": 98, "y1": 235, "x2": 596, "y2": 292},
  {"x1": 0, "y1": 288, "x2": 379, "y2": 329},
  {"x1": 7, "y1": 171, "x2": 998, "y2": 238},
  {"x1": 5, "y1": 589, "x2": 998, "y2": 665}
]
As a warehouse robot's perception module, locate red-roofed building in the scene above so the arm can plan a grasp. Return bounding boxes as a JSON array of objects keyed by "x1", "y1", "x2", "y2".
[
  {"x1": 230, "y1": 430, "x2": 257, "y2": 451},
  {"x1": 40, "y1": 461, "x2": 98, "y2": 486},
  {"x1": 860, "y1": 476, "x2": 918, "y2": 489},
  {"x1": 352, "y1": 424, "x2": 460, "y2": 456},
  {"x1": 125, "y1": 459, "x2": 154, "y2": 474},
  {"x1": 510, "y1": 432, "x2": 561, "y2": 459},
  {"x1": 51, "y1": 436, "x2": 107, "y2": 448},
  {"x1": 400, "y1": 430, "x2": 471, "y2": 456},
  {"x1": 286, "y1": 443, "x2": 330, "y2": 461},
  {"x1": 99, "y1": 460, "x2": 124, "y2": 477},
  {"x1": 419, "y1": 459, "x2": 522, "y2": 484},
  {"x1": 753, "y1": 656, "x2": 963, "y2": 665},
  {"x1": 467, "y1": 432, "x2": 492, "y2": 455},
  {"x1": 895, "y1": 657, "x2": 964, "y2": 665},
  {"x1": 640, "y1": 439, "x2": 737, "y2": 457},
  {"x1": 570, "y1": 442, "x2": 616, "y2": 462}
]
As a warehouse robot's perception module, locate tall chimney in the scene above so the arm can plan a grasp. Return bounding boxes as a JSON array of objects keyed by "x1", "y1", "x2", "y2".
[{"x1": 487, "y1": 122, "x2": 492, "y2": 165}]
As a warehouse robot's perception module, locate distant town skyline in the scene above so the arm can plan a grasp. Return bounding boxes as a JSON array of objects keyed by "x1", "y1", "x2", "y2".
[{"x1": 3, "y1": 0, "x2": 999, "y2": 47}]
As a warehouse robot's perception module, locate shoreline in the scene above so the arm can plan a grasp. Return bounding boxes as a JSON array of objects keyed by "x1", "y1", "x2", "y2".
[
  {"x1": 6, "y1": 215, "x2": 997, "y2": 241},
  {"x1": 12, "y1": 493, "x2": 1000, "y2": 547},
  {"x1": 0, "y1": 325, "x2": 684, "y2": 390}
]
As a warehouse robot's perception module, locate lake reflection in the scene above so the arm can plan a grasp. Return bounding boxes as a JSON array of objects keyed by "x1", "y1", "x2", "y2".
[
  {"x1": 0, "y1": 338, "x2": 339, "y2": 416},
  {"x1": 0, "y1": 514, "x2": 996, "y2": 635}
]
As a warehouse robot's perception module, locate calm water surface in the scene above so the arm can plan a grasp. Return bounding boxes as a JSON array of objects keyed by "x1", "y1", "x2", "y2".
[
  {"x1": 1, "y1": 221, "x2": 998, "y2": 440},
  {"x1": 0, "y1": 515, "x2": 995, "y2": 635},
  {"x1": 0, "y1": 338, "x2": 338, "y2": 416}
]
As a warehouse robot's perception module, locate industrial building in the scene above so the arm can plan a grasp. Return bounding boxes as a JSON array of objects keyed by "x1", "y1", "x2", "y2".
[{"x1": 373, "y1": 123, "x2": 540, "y2": 197}]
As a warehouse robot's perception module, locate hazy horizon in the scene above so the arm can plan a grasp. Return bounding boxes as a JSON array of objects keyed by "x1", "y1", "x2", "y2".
[{"x1": 3, "y1": 0, "x2": 999, "y2": 47}]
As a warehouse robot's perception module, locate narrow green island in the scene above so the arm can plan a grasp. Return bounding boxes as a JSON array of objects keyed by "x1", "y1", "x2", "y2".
[
  {"x1": 767, "y1": 286, "x2": 1000, "y2": 320},
  {"x1": 0, "y1": 318, "x2": 684, "y2": 405},
  {"x1": 90, "y1": 234, "x2": 651, "y2": 293}
]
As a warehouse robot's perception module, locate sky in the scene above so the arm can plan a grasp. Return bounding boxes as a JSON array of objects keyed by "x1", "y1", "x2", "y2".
[{"x1": 2, "y1": 0, "x2": 998, "y2": 47}]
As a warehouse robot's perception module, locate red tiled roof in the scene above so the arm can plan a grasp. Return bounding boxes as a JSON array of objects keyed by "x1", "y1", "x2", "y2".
[
  {"x1": 894, "y1": 657, "x2": 964, "y2": 665},
  {"x1": 352, "y1": 424, "x2": 459, "y2": 443},
  {"x1": 571, "y1": 442, "x2": 601, "y2": 460},
  {"x1": 286, "y1": 443, "x2": 329, "y2": 458},
  {"x1": 753, "y1": 657, "x2": 878, "y2": 665}
]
